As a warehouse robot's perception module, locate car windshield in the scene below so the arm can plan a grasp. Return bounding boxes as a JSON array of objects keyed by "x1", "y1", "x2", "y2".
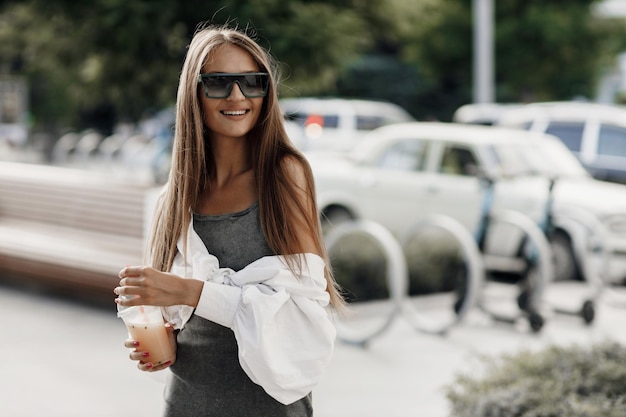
[{"x1": 492, "y1": 140, "x2": 590, "y2": 178}]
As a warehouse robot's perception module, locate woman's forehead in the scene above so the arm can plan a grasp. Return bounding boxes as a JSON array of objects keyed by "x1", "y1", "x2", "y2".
[{"x1": 202, "y1": 44, "x2": 259, "y2": 73}]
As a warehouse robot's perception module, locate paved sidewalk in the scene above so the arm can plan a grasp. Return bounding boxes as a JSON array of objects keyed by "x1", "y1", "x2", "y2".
[
  {"x1": 314, "y1": 287, "x2": 626, "y2": 417},
  {"x1": 1, "y1": 280, "x2": 624, "y2": 417}
]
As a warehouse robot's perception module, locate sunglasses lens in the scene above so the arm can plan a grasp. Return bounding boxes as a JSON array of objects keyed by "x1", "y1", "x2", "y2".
[
  {"x1": 239, "y1": 74, "x2": 268, "y2": 97},
  {"x1": 203, "y1": 76, "x2": 232, "y2": 98},
  {"x1": 200, "y1": 73, "x2": 268, "y2": 98}
]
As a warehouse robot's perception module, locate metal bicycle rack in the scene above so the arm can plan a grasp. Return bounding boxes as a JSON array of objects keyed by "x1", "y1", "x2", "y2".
[
  {"x1": 325, "y1": 219, "x2": 408, "y2": 347},
  {"x1": 324, "y1": 207, "x2": 618, "y2": 345},
  {"x1": 403, "y1": 210, "x2": 553, "y2": 333},
  {"x1": 399, "y1": 214, "x2": 485, "y2": 335},
  {"x1": 326, "y1": 216, "x2": 486, "y2": 344}
]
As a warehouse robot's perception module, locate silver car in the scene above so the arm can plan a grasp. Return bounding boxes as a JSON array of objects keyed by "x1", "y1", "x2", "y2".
[{"x1": 308, "y1": 122, "x2": 626, "y2": 285}]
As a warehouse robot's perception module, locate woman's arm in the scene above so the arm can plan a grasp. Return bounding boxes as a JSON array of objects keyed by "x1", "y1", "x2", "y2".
[
  {"x1": 115, "y1": 266, "x2": 204, "y2": 308},
  {"x1": 282, "y1": 155, "x2": 321, "y2": 255}
]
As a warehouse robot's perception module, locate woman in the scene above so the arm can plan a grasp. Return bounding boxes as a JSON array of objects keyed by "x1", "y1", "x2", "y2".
[{"x1": 114, "y1": 24, "x2": 343, "y2": 416}]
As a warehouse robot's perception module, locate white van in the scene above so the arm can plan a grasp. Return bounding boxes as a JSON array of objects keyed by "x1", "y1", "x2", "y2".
[
  {"x1": 453, "y1": 102, "x2": 524, "y2": 126},
  {"x1": 496, "y1": 101, "x2": 626, "y2": 183},
  {"x1": 280, "y1": 97, "x2": 415, "y2": 152}
]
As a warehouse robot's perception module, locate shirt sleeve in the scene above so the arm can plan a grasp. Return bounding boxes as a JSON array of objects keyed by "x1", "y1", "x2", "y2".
[{"x1": 193, "y1": 254, "x2": 337, "y2": 405}]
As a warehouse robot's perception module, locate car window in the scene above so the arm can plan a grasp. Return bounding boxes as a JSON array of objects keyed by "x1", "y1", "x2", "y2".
[
  {"x1": 356, "y1": 113, "x2": 413, "y2": 131},
  {"x1": 284, "y1": 112, "x2": 340, "y2": 129},
  {"x1": 438, "y1": 145, "x2": 479, "y2": 176},
  {"x1": 597, "y1": 124, "x2": 626, "y2": 157},
  {"x1": 493, "y1": 141, "x2": 589, "y2": 178},
  {"x1": 376, "y1": 138, "x2": 428, "y2": 172},
  {"x1": 356, "y1": 115, "x2": 388, "y2": 131},
  {"x1": 544, "y1": 121, "x2": 584, "y2": 152}
]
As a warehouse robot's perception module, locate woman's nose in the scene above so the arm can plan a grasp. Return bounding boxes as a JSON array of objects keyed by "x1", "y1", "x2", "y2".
[{"x1": 227, "y1": 81, "x2": 246, "y2": 100}]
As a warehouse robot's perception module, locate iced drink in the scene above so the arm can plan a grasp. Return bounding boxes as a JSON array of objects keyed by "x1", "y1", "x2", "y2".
[{"x1": 118, "y1": 305, "x2": 174, "y2": 367}]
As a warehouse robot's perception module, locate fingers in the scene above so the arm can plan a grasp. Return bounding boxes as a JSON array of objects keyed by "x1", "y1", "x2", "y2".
[
  {"x1": 123, "y1": 339, "x2": 138, "y2": 349},
  {"x1": 124, "y1": 340, "x2": 173, "y2": 372},
  {"x1": 114, "y1": 275, "x2": 145, "y2": 300},
  {"x1": 113, "y1": 287, "x2": 141, "y2": 304},
  {"x1": 134, "y1": 354, "x2": 173, "y2": 372},
  {"x1": 118, "y1": 265, "x2": 147, "y2": 279},
  {"x1": 115, "y1": 267, "x2": 151, "y2": 297},
  {"x1": 125, "y1": 340, "x2": 149, "y2": 366},
  {"x1": 118, "y1": 277, "x2": 144, "y2": 287},
  {"x1": 115, "y1": 266, "x2": 180, "y2": 306},
  {"x1": 132, "y1": 352, "x2": 157, "y2": 372},
  {"x1": 129, "y1": 349, "x2": 149, "y2": 362},
  {"x1": 114, "y1": 279, "x2": 143, "y2": 297},
  {"x1": 147, "y1": 360, "x2": 173, "y2": 372}
]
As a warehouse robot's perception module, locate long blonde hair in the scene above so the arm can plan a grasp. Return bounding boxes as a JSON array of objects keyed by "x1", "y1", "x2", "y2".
[{"x1": 146, "y1": 24, "x2": 343, "y2": 308}]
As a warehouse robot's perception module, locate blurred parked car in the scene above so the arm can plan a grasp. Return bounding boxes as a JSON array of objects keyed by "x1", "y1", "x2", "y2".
[
  {"x1": 496, "y1": 101, "x2": 626, "y2": 183},
  {"x1": 452, "y1": 102, "x2": 524, "y2": 126},
  {"x1": 280, "y1": 97, "x2": 415, "y2": 152},
  {"x1": 308, "y1": 122, "x2": 626, "y2": 284}
]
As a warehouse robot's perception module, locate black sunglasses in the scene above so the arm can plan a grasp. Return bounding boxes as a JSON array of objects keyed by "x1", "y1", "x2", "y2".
[{"x1": 198, "y1": 72, "x2": 269, "y2": 99}]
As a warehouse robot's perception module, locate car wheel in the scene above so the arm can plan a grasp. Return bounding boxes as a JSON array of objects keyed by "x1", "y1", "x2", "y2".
[
  {"x1": 581, "y1": 300, "x2": 595, "y2": 325},
  {"x1": 550, "y1": 231, "x2": 581, "y2": 281},
  {"x1": 528, "y1": 311, "x2": 544, "y2": 333},
  {"x1": 321, "y1": 206, "x2": 354, "y2": 235}
]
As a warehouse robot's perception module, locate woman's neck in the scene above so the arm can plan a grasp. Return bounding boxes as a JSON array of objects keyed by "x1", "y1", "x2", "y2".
[{"x1": 198, "y1": 137, "x2": 256, "y2": 215}]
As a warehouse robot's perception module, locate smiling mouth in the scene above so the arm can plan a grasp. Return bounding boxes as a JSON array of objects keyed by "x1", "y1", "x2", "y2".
[{"x1": 221, "y1": 110, "x2": 249, "y2": 116}]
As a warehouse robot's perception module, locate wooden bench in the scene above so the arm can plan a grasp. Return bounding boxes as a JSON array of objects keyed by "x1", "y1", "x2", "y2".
[{"x1": 0, "y1": 161, "x2": 161, "y2": 297}]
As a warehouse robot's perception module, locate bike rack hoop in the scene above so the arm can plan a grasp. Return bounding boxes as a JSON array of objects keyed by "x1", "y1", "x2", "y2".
[
  {"x1": 325, "y1": 219, "x2": 409, "y2": 345},
  {"x1": 400, "y1": 214, "x2": 485, "y2": 333}
]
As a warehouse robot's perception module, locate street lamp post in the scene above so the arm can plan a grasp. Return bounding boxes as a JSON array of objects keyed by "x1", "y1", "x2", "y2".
[{"x1": 473, "y1": 0, "x2": 494, "y2": 104}]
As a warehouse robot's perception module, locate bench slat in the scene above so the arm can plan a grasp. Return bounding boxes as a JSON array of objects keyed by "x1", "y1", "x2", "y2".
[
  {"x1": 0, "y1": 161, "x2": 161, "y2": 295},
  {"x1": 0, "y1": 190, "x2": 144, "y2": 236}
]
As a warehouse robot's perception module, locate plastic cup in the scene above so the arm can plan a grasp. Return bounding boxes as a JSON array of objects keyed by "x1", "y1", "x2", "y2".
[{"x1": 117, "y1": 305, "x2": 174, "y2": 366}]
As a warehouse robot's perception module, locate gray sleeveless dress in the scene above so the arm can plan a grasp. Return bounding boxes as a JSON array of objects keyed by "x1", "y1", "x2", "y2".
[{"x1": 163, "y1": 202, "x2": 314, "y2": 417}]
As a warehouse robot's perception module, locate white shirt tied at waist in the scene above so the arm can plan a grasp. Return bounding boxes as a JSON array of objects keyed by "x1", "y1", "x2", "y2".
[{"x1": 162, "y1": 222, "x2": 337, "y2": 405}]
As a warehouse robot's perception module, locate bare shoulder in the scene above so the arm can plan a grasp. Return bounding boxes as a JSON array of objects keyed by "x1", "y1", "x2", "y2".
[
  {"x1": 281, "y1": 154, "x2": 311, "y2": 189},
  {"x1": 280, "y1": 154, "x2": 319, "y2": 254}
]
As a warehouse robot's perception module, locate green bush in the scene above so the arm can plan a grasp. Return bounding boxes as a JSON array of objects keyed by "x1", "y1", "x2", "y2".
[
  {"x1": 328, "y1": 227, "x2": 466, "y2": 301},
  {"x1": 445, "y1": 341, "x2": 626, "y2": 417},
  {"x1": 328, "y1": 233, "x2": 389, "y2": 303},
  {"x1": 403, "y1": 228, "x2": 465, "y2": 295}
]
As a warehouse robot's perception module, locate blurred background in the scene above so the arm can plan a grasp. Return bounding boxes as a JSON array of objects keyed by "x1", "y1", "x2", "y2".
[
  {"x1": 3, "y1": 0, "x2": 626, "y2": 163},
  {"x1": 3, "y1": 1, "x2": 626, "y2": 417}
]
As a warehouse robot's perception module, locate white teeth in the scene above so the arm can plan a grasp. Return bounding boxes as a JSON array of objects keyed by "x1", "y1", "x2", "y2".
[{"x1": 222, "y1": 110, "x2": 246, "y2": 116}]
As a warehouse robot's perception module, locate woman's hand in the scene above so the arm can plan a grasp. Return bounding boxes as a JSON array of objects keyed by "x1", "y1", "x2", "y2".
[
  {"x1": 124, "y1": 323, "x2": 177, "y2": 372},
  {"x1": 114, "y1": 266, "x2": 203, "y2": 307}
]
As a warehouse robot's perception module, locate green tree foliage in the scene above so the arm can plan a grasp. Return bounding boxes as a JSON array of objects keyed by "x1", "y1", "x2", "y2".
[
  {"x1": 0, "y1": 0, "x2": 625, "y2": 133},
  {"x1": 0, "y1": 0, "x2": 371, "y2": 135},
  {"x1": 0, "y1": 4, "x2": 86, "y2": 130},
  {"x1": 0, "y1": 0, "x2": 187, "y2": 133},
  {"x1": 495, "y1": 1, "x2": 620, "y2": 102},
  {"x1": 264, "y1": 2, "x2": 369, "y2": 95},
  {"x1": 401, "y1": 0, "x2": 626, "y2": 120}
]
